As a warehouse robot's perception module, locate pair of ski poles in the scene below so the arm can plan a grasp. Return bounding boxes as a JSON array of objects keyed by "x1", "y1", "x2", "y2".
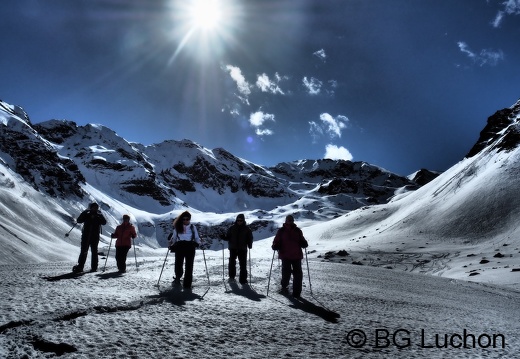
[
  {"x1": 266, "y1": 248, "x2": 312, "y2": 296},
  {"x1": 157, "y1": 241, "x2": 211, "y2": 287},
  {"x1": 102, "y1": 236, "x2": 139, "y2": 273},
  {"x1": 220, "y1": 241, "x2": 253, "y2": 285}
]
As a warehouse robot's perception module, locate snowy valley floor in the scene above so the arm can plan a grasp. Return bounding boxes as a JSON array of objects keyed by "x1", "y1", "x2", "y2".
[{"x1": 1, "y1": 250, "x2": 520, "y2": 359}]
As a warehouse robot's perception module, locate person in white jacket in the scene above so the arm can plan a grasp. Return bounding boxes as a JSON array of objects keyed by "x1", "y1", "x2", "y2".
[{"x1": 168, "y1": 211, "x2": 201, "y2": 289}]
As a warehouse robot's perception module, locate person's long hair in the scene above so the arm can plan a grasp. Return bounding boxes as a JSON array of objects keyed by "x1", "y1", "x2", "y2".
[{"x1": 173, "y1": 211, "x2": 191, "y2": 233}]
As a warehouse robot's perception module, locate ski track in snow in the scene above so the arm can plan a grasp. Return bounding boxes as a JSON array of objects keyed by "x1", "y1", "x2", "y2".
[{"x1": 1, "y1": 252, "x2": 520, "y2": 359}]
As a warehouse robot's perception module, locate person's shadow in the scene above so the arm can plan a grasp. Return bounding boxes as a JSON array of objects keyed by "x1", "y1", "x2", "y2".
[
  {"x1": 96, "y1": 271, "x2": 124, "y2": 280},
  {"x1": 147, "y1": 286, "x2": 204, "y2": 306},
  {"x1": 42, "y1": 272, "x2": 85, "y2": 282},
  {"x1": 287, "y1": 296, "x2": 341, "y2": 323},
  {"x1": 226, "y1": 282, "x2": 266, "y2": 302}
]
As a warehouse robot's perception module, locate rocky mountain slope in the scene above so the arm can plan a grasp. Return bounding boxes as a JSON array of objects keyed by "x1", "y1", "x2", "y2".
[
  {"x1": 1, "y1": 98, "x2": 419, "y2": 254},
  {"x1": 1, "y1": 97, "x2": 519, "y2": 267}
]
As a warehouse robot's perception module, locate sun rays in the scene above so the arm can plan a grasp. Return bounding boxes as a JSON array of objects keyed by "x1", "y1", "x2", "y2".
[{"x1": 167, "y1": 0, "x2": 241, "y2": 65}]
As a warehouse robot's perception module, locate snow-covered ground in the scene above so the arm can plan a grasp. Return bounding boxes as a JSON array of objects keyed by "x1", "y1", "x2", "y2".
[
  {"x1": 1, "y1": 241, "x2": 519, "y2": 358},
  {"x1": 2, "y1": 144, "x2": 520, "y2": 357}
]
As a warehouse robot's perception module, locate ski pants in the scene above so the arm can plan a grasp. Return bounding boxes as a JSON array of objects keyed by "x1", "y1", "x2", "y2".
[
  {"x1": 115, "y1": 246, "x2": 131, "y2": 272},
  {"x1": 281, "y1": 259, "x2": 303, "y2": 297},
  {"x1": 228, "y1": 249, "x2": 248, "y2": 283},
  {"x1": 77, "y1": 235, "x2": 99, "y2": 271},
  {"x1": 174, "y1": 241, "x2": 196, "y2": 288}
]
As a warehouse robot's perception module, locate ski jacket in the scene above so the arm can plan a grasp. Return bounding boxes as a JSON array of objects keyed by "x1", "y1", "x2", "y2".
[
  {"x1": 225, "y1": 223, "x2": 253, "y2": 250},
  {"x1": 272, "y1": 223, "x2": 308, "y2": 261},
  {"x1": 77, "y1": 209, "x2": 107, "y2": 241},
  {"x1": 112, "y1": 222, "x2": 137, "y2": 247},
  {"x1": 170, "y1": 224, "x2": 201, "y2": 246}
]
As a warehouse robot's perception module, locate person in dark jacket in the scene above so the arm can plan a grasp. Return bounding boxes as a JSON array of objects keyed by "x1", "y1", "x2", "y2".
[
  {"x1": 168, "y1": 211, "x2": 201, "y2": 289},
  {"x1": 271, "y1": 215, "x2": 308, "y2": 298},
  {"x1": 73, "y1": 202, "x2": 107, "y2": 273},
  {"x1": 111, "y1": 214, "x2": 137, "y2": 273},
  {"x1": 224, "y1": 214, "x2": 253, "y2": 284}
]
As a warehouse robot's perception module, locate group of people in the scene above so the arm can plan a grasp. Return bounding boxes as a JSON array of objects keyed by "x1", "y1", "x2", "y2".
[
  {"x1": 72, "y1": 204, "x2": 308, "y2": 297},
  {"x1": 72, "y1": 202, "x2": 137, "y2": 274}
]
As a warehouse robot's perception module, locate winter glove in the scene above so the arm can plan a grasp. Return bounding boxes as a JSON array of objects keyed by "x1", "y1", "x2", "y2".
[
  {"x1": 248, "y1": 243, "x2": 252, "y2": 249},
  {"x1": 300, "y1": 238, "x2": 308, "y2": 249},
  {"x1": 194, "y1": 242, "x2": 200, "y2": 248},
  {"x1": 111, "y1": 233, "x2": 116, "y2": 238},
  {"x1": 271, "y1": 244, "x2": 279, "y2": 251}
]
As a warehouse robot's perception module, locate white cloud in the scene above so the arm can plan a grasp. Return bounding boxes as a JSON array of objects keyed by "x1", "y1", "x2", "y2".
[
  {"x1": 225, "y1": 65, "x2": 251, "y2": 97},
  {"x1": 324, "y1": 144, "x2": 353, "y2": 161},
  {"x1": 313, "y1": 49, "x2": 327, "y2": 62},
  {"x1": 492, "y1": 11, "x2": 505, "y2": 27},
  {"x1": 255, "y1": 128, "x2": 273, "y2": 136},
  {"x1": 302, "y1": 77, "x2": 322, "y2": 95},
  {"x1": 309, "y1": 113, "x2": 349, "y2": 143},
  {"x1": 457, "y1": 42, "x2": 504, "y2": 67},
  {"x1": 249, "y1": 111, "x2": 275, "y2": 136},
  {"x1": 256, "y1": 73, "x2": 285, "y2": 95},
  {"x1": 492, "y1": 0, "x2": 520, "y2": 27},
  {"x1": 319, "y1": 113, "x2": 348, "y2": 138}
]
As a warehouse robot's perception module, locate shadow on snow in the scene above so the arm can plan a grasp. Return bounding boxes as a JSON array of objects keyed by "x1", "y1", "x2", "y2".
[{"x1": 225, "y1": 281, "x2": 266, "y2": 302}]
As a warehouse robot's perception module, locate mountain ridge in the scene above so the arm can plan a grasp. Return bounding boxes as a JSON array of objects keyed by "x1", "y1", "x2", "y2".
[{"x1": 1, "y1": 97, "x2": 520, "y2": 276}]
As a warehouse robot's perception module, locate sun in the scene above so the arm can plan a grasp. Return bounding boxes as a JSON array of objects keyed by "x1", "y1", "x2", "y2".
[
  {"x1": 188, "y1": 0, "x2": 222, "y2": 31},
  {"x1": 167, "y1": 0, "x2": 240, "y2": 65}
]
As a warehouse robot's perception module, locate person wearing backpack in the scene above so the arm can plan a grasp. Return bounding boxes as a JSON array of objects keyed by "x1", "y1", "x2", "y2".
[
  {"x1": 168, "y1": 211, "x2": 201, "y2": 289},
  {"x1": 224, "y1": 213, "x2": 253, "y2": 284},
  {"x1": 111, "y1": 214, "x2": 137, "y2": 273},
  {"x1": 271, "y1": 215, "x2": 308, "y2": 298},
  {"x1": 73, "y1": 202, "x2": 107, "y2": 273}
]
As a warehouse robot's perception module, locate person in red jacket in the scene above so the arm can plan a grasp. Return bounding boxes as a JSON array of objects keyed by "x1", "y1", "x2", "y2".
[
  {"x1": 272, "y1": 215, "x2": 308, "y2": 298},
  {"x1": 111, "y1": 214, "x2": 137, "y2": 273}
]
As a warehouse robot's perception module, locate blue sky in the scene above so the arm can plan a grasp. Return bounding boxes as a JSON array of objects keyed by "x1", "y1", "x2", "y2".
[{"x1": 1, "y1": 0, "x2": 519, "y2": 175}]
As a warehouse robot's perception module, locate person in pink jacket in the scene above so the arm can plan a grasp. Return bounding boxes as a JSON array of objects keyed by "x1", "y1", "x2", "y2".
[
  {"x1": 272, "y1": 215, "x2": 308, "y2": 298},
  {"x1": 111, "y1": 214, "x2": 137, "y2": 273}
]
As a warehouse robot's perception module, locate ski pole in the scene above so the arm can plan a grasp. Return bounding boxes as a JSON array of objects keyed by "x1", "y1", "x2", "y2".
[
  {"x1": 266, "y1": 250, "x2": 276, "y2": 296},
  {"x1": 305, "y1": 248, "x2": 313, "y2": 295},
  {"x1": 133, "y1": 237, "x2": 138, "y2": 272},
  {"x1": 248, "y1": 247, "x2": 252, "y2": 285},
  {"x1": 64, "y1": 223, "x2": 77, "y2": 237},
  {"x1": 102, "y1": 236, "x2": 113, "y2": 272},
  {"x1": 202, "y1": 247, "x2": 211, "y2": 286},
  {"x1": 221, "y1": 241, "x2": 225, "y2": 282},
  {"x1": 157, "y1": 246, "x2": 170, "y2": 286}
]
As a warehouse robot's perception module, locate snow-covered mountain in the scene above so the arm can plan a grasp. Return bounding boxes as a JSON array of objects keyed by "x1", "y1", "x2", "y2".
[
  {"x1": 0, "y1": 98, "x2": 417, "y2": 262},
  {"x1": 1, "y1": 97, "x2": 520, "y2": 289}
]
